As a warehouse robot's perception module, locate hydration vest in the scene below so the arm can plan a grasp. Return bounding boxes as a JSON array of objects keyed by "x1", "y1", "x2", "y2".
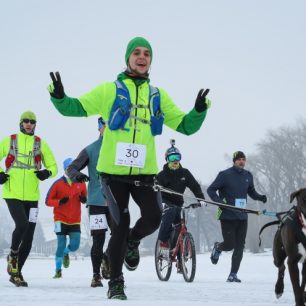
[
  {"x1": 5, "y1": 134, "x2": 42, "y2": 172},
  {"x1": 108, "y1": 80, "x2": 164, "y2": 136}
]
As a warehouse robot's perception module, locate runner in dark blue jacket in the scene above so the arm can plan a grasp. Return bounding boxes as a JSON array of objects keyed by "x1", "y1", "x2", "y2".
[
  {"x1": 66, "y1": 117, "x2": 110, "y2": 287},
  {"x1": 207, "y1": 151, "x2": 267, "y2": 282}
]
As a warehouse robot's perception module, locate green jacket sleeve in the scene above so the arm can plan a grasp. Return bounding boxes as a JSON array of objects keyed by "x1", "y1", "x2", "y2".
[
  {"x1": 176, "y1": 108, "x2": 207, "y2": 135},
  {"x1": 50, "y1": 96, "x2": 87, "y2": 117},
  {"x1": 159, "y1": 88, "x2": 209, "y2": 135}
]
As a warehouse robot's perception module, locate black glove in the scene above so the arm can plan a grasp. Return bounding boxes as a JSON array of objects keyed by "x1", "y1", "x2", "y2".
[
  {"x1": 194, "y1": 88, "x2": 210, "y2": 112},
  {"x1": 0, "y1": 172, "x2": 9, "y2": 184},
  {"x1": 79, "y1": 195, "x2": 87, "y2": 204},
  {"x1": 76, "y1": 173, "x2": 90, "y2": 183},
  {"x1": 34, "y1": 169, "x2": 51, "y2": 181},
  {"x1": 260, "y1": 195, "x2": 267, "y2": 203},
  {"x1": 59, "y1": 197, "x2": 69, "y2": 206},
  {"x1": 49, "y1": 72, "x2": 65, "y2": 99}
]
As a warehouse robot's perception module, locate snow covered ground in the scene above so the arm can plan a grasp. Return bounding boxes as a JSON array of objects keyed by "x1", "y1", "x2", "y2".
[{"x1": 0, "y1": 251, "x2": 295, "y2": 306}]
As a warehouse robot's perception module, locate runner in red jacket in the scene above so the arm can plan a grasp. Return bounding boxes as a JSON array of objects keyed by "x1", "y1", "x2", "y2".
[{"x1": 45, "y1": 158, "x2": 87, "y2": 278}]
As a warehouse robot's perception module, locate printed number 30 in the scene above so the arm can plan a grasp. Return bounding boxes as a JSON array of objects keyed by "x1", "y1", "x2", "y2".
[{"x1": 126, "y1": 149, "x2": 139, "y2": 158}]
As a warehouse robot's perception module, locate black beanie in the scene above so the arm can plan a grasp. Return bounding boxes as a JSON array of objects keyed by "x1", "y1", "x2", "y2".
[{"x1": 233, "y1": 151, "x2": 246, "y2": 163}]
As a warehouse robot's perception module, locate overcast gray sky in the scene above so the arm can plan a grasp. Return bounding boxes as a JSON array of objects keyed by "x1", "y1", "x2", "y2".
[{"x1": 1, "y1": 0, "x2": 306, "y2": 224}]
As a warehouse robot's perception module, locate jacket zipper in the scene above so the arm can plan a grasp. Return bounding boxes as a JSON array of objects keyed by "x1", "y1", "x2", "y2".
[
  {"x1": 23, "y1": 137, "x2": 27, "y2": 200},
  {"x1": 129, "y1": 85, "x2": 139, "y2": 175}
]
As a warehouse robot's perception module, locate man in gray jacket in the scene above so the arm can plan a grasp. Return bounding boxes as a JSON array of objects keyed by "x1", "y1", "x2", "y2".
[{"x1": 67, "y1": 117, "x2": 110, "y2": 287}]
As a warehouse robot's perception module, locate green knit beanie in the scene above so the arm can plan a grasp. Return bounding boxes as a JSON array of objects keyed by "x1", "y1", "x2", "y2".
[
  {"x1": 125, "y1": 37, "x2": 153, "y2": 65},
  {"x1": 20, "y1": 111, "x2": 37, "y2": 122}
]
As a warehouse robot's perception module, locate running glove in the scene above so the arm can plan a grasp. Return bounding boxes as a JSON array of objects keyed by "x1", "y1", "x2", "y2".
[
  {"x1": 194, "y1": 89, "x2": 210, "y2": 112},
  {"x1": 0, "y1": 172, "x2": 9, "y2": 184},
  {"x1": 76, "y1": 173, "x2": 90, "y2": 183},
  {"x1": 260, "y1": 195, "x2": 267, "y2": 203},
  {"x1": 79, "y1": 195, "x2": 87, "y2": 204},
  {"x1": 34, "y1": 169, "x2": 51, "y2": 181},
  {"x1": 49, "y1": 72, "x2": 65, "y2": 99},
  {"x1": 59, "y1": 197, "x2": 69, "y2": 206}
]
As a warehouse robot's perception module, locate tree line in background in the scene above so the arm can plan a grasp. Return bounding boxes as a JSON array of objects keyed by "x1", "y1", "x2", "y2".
[{"x1": 0, "y1": 120, "x2": 305, "y2": 256}]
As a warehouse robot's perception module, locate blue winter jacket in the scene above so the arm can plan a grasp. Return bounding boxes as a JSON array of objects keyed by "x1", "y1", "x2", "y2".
[
  {"x1": 67, "y1": 136, "x2": 106, "y2": 206},
  {"x1": 207, "y1": 166, "x2": 263, "y2": 220}
]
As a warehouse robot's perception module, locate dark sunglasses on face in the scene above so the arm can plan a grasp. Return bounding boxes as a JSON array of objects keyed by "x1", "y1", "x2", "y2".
[
  {"x1": 168, "y1": 154, "x2": 181, "y2": 162},
  {"x1": 23, "y1": 119, "x2": 36, "y2": 124}
]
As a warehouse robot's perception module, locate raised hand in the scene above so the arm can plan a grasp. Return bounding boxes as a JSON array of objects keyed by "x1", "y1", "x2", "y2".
[
  {"x1": 194, "y1": 89, "x2": 210, "y2": 112},
  {"x1": 49, "y1": 72, "x2": 65, "y2": 99}
]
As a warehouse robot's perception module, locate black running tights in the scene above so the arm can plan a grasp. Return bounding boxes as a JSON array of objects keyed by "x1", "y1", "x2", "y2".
[{"x1": 6, "y1": 199, "x2": 38, "y2": 271}]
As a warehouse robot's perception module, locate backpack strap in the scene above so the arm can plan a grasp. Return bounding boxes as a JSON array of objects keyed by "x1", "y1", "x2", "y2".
[
  {"x1": 5, "y1": 134, "x2": 18, "y2": 172},
  {"x1": 5, "y1": 134, "x2": 42, "y2": 172},
  {"x1": 33, "y1": 136, "x2": 42, "y2": 170}
]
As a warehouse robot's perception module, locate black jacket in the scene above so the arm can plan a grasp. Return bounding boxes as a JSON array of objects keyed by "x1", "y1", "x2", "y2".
[
  {"x1": 207, "y1": 166, "x2": 263, "y2": 220},
  {"x1": 157, "y1": 163, "x2": 204, "y2": 207}
]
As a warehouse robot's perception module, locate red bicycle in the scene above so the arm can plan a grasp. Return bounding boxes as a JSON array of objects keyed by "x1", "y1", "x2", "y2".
[{"x1": 154, "y1": 202, "x2": 202, "y2": 282}]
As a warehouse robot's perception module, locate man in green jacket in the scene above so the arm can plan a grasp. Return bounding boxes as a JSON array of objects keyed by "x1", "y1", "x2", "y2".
[
  {"x1": 48, "y1": 37, "x2": 211, "y2": 299},
  {"x1": 0, "y1": 111, "x2": 57, "y2": 287}
]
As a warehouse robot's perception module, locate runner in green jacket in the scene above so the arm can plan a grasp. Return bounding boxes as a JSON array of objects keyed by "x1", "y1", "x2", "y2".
[
  {"x1": 48, "y1": 37, "x2": 211, "y2": 299},
  {"x1": 0, "y1": 111, "x2": 57, "y2": 287}
]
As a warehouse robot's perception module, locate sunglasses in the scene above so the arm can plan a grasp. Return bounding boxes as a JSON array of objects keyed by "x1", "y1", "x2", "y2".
[
  {"x1": 22, "y1": 119, "x2": 36, "y2": 124},
  {"x1": 168, "y1": 154, "x2": 181, "y2": 162}
]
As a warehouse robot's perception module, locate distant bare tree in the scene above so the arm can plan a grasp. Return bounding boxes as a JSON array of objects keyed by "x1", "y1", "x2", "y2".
[{"x1": 246, "y1": 120, "x2": 306, "y2": 251}]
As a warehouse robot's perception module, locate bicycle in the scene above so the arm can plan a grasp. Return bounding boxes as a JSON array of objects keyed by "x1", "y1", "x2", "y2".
[{"x1": 154, "y1": 202, "x2": 202, "y2": 282}]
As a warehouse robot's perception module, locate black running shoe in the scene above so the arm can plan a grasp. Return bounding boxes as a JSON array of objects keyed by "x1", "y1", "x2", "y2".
[
  {"x1": 9, "y1": 274, "x2": 21, "y2": 287},
  {"x1": 53, "y1": 270, "x2": 62, "y2": 279},
  {"x1": 227, "y1": 273, "x2": 241, "y2": 283},
  {"x1": 124, "y1": 239, "x2": 140, "y2": 271},
  {"x1": 91, "y1": 273, "x2": 103, "y2": 287},
  {"x1": 107, "y1": 275, "x2": 127, "y2": 300},
  {"x1": 18, "y1": 272, "x2": 28, "y2": 287},
  {"x1": 63, "y1": 253, "x2": 70, "y2": 268},
  {"x1": 210, "y1": 242, "x2": 222, "y2": 265}
]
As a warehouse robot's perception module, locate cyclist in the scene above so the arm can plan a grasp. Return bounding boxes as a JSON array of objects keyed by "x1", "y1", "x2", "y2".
[
  {"x1": 157, "y1": 140, "x2": 205, "y2": 270},
  {"x1": 48, "y1": 37, "x2": 211, "y2": 299}
]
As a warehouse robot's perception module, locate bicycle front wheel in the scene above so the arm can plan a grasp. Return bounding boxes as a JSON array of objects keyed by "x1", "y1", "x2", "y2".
[
  {"x1": 180, "y1": 232, "x2": 196, "y2": 282},
  {"x1": 154, "y1": 239, "x2": 172, "y2": 281}
]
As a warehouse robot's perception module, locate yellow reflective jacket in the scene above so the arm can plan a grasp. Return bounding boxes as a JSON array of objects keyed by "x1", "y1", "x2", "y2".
[{"x1": 0, "y1": 132, "x2": 58, "y2": 201}]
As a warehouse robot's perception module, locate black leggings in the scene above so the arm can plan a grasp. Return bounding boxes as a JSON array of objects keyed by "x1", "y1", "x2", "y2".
[
  {"x1": 219, "y1": 219, "x2": 247, "y2": 274},
  {"x1": 6, "y1": 199, "x2": 38, "y2": 272},
  {"x1": 101, "y1": 174, "x2": 162, "y2": 279},
  {"x1": 89, "y1": 205, "x2": 110, "y2": 275}
]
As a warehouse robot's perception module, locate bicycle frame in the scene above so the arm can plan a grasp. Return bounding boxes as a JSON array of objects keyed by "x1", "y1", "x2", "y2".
[
  {"x1": 170, "y1": 209, "x2": 188, "y2": 262},
  {"x1": 155, "y1": 202, "x2": 200, "y2": 282}
]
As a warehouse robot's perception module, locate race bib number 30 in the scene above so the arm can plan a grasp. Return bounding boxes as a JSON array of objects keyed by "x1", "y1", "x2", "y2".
[
  {"x1": 235, "y1": 198, "x2": 247, "y2": 209},
  {"x1": 90, "y1": 214, "x2": 108, "y2": 230},
  {"x1": 115, "y1": 142, "x2": 146, "y2": 168}
]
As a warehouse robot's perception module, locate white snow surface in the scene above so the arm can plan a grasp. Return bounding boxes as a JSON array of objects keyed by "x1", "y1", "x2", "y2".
[{"x1": 0, "y1": 251, "x2": 295, "y2": 306}]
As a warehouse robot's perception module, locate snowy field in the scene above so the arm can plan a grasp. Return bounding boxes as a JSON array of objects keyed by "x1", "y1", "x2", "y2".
[{"x1": 0, "y1": 251, "x2": 295, "y2": 306}]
